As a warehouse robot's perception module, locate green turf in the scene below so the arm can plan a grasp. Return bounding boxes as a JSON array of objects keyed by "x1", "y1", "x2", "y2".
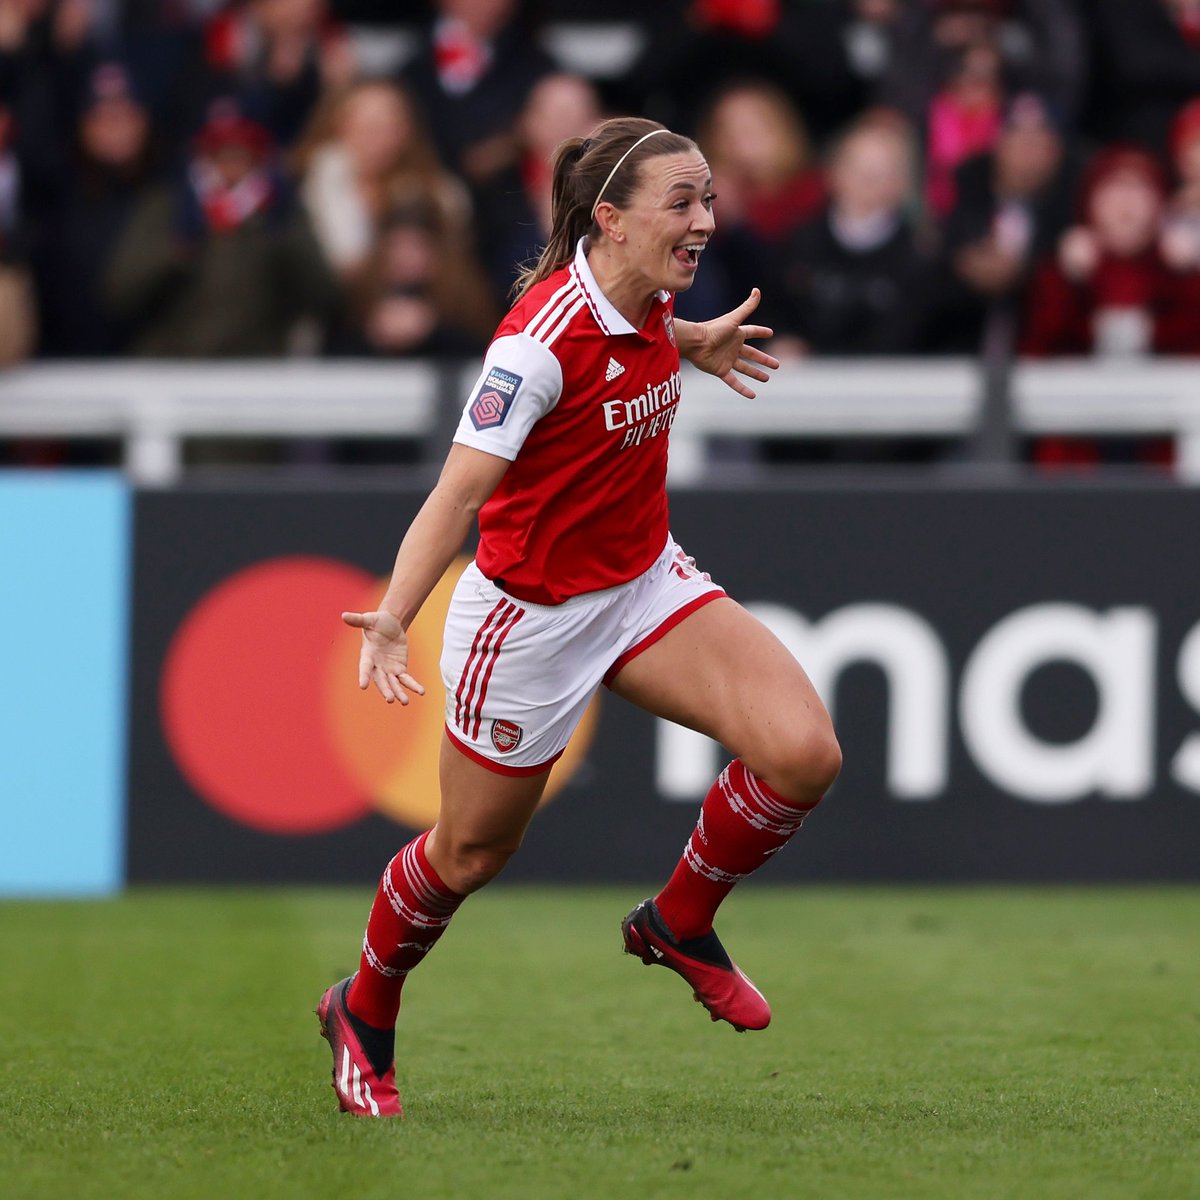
[{"x1": 2, "y1": 886, "x2": 1198, "y2": 1200}]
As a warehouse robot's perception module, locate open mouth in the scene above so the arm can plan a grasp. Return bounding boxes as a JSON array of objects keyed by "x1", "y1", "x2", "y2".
[{"x1": 673, "y1": 243, "x2": 705, "y2": 268}]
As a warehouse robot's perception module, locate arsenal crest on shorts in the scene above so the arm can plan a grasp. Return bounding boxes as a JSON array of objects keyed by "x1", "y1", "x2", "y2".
[
  {"x1": 662, "y1": 311, "x2": 676, "y2": 346},
  {"x1": 491, "y1": 719, "x2": 523, "y2": 754}
]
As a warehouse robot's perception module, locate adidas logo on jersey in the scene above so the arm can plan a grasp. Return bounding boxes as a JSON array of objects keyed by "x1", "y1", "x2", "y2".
[{"x1": 605, "y1": 357, "x2": 625, "y2": 382}]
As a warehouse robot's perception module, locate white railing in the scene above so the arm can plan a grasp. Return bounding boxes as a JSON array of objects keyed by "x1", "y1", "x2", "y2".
[
  {"x1": 1011, "y1": 359, "x2": 1200, "y2": 478},
  {"x1": 3, "y1": 357, "x2": 1200, "y2": 484},
  {"x1": 0, "y1": 360, "x2": 438, "y2": 484},
  {"x1": 667, "y1": 359, "x2": 981, "y2": 481}
]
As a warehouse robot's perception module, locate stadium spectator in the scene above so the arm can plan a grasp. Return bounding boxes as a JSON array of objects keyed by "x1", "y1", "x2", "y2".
[
  {"x1": 166, "y1": 0, "x2": 357, "y2": 158},
  {"x1": 295, "y1": 77, "x2": 471, "y2": 289},
  {"x1": 628, "y1": 0, "x2": 882, "y2": 143},
  {"x1": 0, "y1": 99, "x2": 34, "y2": 366},
  {"x1": 1088, "y1": 0, "x2": 1200, "y2": 156},
  {"x1": 687, "y1": 80, "x2": 826, "y2": 322},
  {"x1": 838, "y1": 0, "x2": 905, "y2": 101},
  {"x1": 0, "y1": 0, "x2": 105, "y2": 78},
  {"x1": 104, "y1": 98, "x2": 339, "y2": 356},
  {"x1": 30, "y1": 60, "x2": 158, "y2": 356},
  {"x1": 699, "y1": 82, "x2": 827, "y2": 240},
  {"x1": 477, "y1": 70, "x2": 604, "y2": 305},
  {"x1": 0, "y1": 101, "x2": 18, "y2": 236},
  {"x1": 0, "y1": 251, "x2": 35, "y2": 364},
  {"x1": 1020, "y1": 145, "x2": 1200, "y2": 358},
  {"x1": 1020, "y1": 143, "x2": 1200, "y2": 468},
  {"x1": 327, "y1": 199, "x2": 496, "y2": 358},
  {"x1": 0, "y1": 0, "x2": 112, "y2": 208},
  {"x1": 1160, "y1": 97, "x2": 1200, "y2": 273},
  {"x1": 318, "y1": 117, "x2": 838, "y2": 1117},
  {"x1": 0, "y1": 247, "x2": 34, "y2": 364},
  {"x1": 879, "y1": 0, "x2": 1086, "y2": 131},
  {"x1": 110, "y1": 1, "x2": 225, "y2": 163},
  {"x1": 931, "y1": 90, "x2": 1076, "y2": 353},
  {"x1": 769, "y1": 112, "x2": 933, "y2": 358},
  {"x1": 922, "y1": 39, "x2": 1005, "y2": 218},
  {"x1": 875, "y1": 0, "x2": 1085, "y2": 216},
  {"x1": 400, "y1": 0, "x2": 554, "y2": 194}
]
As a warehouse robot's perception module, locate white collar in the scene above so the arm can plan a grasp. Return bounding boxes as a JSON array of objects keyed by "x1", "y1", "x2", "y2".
[
  {"x1": 829, "y1": 207, "x2": 901, "y2": 252},
  {"x1": 572, "y1": 237, "x2": 670, "y2": 337}
]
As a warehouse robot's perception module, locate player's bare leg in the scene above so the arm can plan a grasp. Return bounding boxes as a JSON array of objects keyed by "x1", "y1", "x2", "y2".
[
  {"x1": 319, "y1": 737, "x2": 549, "y2": 1116},
  {"x1": 423, "y1": 735, "x2": 551, "y2": 894},
  {"x1": 609, "y1": 596, "x2": 841, "y2": 1030}
]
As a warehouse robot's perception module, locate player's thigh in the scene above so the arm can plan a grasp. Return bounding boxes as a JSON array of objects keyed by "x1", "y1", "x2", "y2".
[
  {"x1": 608, "y1": 596, "x2": 841, "y2": 797},
  {"x1": 426, "y1": 731, "x2": 551, "y2": 893}
]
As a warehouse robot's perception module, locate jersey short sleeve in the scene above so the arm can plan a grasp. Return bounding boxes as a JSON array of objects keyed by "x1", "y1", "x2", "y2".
[{"x1": 452, "y1": 333, "x2": 564, "y2": 462}]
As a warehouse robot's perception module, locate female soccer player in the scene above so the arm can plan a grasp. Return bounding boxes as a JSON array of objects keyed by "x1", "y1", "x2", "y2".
[{"x1": 318, "y1": 117, "x2": 842, "y2": 1118}]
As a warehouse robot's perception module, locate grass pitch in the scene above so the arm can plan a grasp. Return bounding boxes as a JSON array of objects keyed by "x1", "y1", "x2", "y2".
[{"x1": 3, "y1": 886, "x2": 1198, "y2": 1200}]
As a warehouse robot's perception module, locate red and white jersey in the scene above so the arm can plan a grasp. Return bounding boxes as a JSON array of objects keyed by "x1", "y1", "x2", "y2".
[{"x1": 453, "y1": 239, "x2": 682, "y2": 605}]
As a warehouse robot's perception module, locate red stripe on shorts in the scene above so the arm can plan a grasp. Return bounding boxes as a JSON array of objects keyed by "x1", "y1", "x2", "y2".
[
  {"x1": 602, "y1": 591, "x2": 725, "y2": 687},
  {"x1": 469, "y1": 605, "x2": 524, "y2": 739},
  {"x1": 455, "y1": 599, "x2": 510, "y2": 731},
  {"x1": 459, "y1": 600, "x2": 518, "y2": 736}
]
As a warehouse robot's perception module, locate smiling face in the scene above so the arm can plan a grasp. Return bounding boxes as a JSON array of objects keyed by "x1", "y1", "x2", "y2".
[{"x1": 601, "y1": 149, "x2": 715, "y2": 295}]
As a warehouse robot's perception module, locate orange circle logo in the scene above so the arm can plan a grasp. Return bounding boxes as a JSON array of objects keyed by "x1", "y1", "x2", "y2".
[{"x1": 161, "y1": 556, "x2": 598, "y2": 834}]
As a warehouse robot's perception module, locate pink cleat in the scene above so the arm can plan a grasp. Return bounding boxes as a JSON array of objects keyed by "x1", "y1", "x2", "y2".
[
  {"x1": 316, "y1": 976, "x2": 403, "y2": 1118},
  {"x1": 622, "y1": 899, "x2": 772, "y2": 1032}
]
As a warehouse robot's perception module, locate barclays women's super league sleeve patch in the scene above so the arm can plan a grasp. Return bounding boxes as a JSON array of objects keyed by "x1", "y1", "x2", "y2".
[{"x1": 469, "y1": 366, "x2": 523, "y2": 430}]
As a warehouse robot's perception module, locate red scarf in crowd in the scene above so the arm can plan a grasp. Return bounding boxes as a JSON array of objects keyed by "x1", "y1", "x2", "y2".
[
  {"x1": 189, "y1": 160, "x2": 275, "y2": 233},
  {"x1": 433, "y1": 18, "x2": 493, "y2": 94}
]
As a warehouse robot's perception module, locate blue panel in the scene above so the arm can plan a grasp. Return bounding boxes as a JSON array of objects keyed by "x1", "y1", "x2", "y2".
[{"x1": 0, "y1": 473, "x2": 130, "y2": 894}]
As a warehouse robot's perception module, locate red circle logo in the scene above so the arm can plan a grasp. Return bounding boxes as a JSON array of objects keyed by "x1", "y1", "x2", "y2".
[{"x1": 160, "y1": 556, "x2": 597, "y2": 834}]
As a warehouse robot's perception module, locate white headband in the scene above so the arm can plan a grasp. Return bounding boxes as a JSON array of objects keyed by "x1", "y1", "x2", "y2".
[{"x1": 591, "y1": 128, "x2": 670, "y2": 219}]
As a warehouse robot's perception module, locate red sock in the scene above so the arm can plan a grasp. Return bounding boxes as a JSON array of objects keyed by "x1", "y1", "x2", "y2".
[
  {"x1": 346, "y1": 830, "x2": 464, "y2": 1029},
  {"x1": 654, "y1": 759, "x2": 821, "y2": 940}
]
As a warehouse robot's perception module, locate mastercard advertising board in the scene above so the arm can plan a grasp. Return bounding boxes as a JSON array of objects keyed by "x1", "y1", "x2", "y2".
[
  {"x1": 126, "y1": 484, "x2": 1200, "y2": 885},
  {"x1": 159, "y1": 554, "x2": 596, "y2": 836}
]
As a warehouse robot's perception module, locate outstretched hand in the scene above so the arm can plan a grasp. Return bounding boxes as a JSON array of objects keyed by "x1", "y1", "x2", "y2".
[
  {"x1": 685, "y1": 288, "x2": 780, "y2": 399},
  {"x1": 341, "y1": 609, "x2": 426, "y2": 705}
]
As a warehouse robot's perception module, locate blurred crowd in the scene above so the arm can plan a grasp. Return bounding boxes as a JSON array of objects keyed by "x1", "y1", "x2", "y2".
[{"x1": 4, "y1": 0, "x2": 1200, "y2": 386}]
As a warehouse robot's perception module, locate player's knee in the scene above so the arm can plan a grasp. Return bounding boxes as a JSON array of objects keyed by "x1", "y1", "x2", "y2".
[
  {"x1": 762, "y1": 723, "x2": 842, "y2": 805},
  {"x1": 441, "y1": 842, "x2": 519, "y2": 895},
  {"x1": 808, "y1": 728, "x2": 843, "y2": 796}
]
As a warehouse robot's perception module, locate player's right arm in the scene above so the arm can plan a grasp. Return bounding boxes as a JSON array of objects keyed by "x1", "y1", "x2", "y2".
[
  {"x1": 342, "y1": 443, "x2": 510, "y2": 705},
  {"x1": 345, "y1": 331, "x2": 562, "y2": 704}
]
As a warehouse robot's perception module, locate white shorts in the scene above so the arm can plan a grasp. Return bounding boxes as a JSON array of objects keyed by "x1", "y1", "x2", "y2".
[{"x1": 441, "y1": 536, "x2": 725, "y2": 775}]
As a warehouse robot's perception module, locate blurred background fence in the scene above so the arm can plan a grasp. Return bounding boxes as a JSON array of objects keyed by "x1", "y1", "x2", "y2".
[{"x1": 6, "y1": 358, "x2": 1200, "y2": 483}]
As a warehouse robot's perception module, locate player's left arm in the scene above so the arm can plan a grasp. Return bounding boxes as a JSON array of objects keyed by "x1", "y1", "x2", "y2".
[{"x1": 674, "y1": 288, "x2": 780, "y2": 400}]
